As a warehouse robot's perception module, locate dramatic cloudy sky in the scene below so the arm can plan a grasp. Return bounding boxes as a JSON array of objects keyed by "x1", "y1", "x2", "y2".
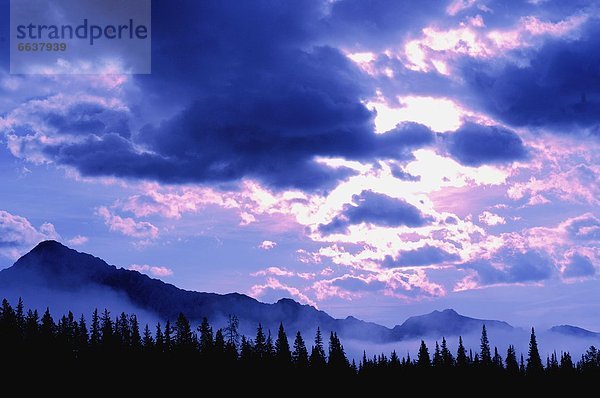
[{"x1": 0, "y1": 0, "x2": 599, "y2": 328}]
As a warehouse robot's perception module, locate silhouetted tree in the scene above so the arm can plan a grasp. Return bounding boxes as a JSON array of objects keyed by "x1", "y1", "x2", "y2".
[
  {"x1": 90, "y1": 309, "x2": 100, "y2": 347},
  {"x1": 560, "y1": 352, "x2": 574, "y2": 371},
  {"x1": 130, "y1": 315, "x2": 141, "y2": 350},
  {"x1": 310, "y1": 327, "x2": 326, "y2": 369},
  {"x1": 440, "y1": 337, "x2": 454, "y2": 368},
  {"x1": 142, "y1": 324, "x2": 154, "y2": 349},
  {"x1": 456, "y1": 336, "x2": 468, "y2": 368},
  {"x1": 292, "y1": 331, "x2": 309, "y2": 368},
  {"x1": 100, "y1": 309, "x2": 113, "y2": 347},
  {"x1": 492, "y1": 347, "x2": 503, "y2": 369},
  {"x1": 433, "y1": 341, "x2": 442, "y2": 368},
  {"x1": 526, "y1": 327, "x2": 543, "y2": 375},
  {"x1": 214, "y1": 329, "x2": 225, "y2": 357},
  {"x1": 155, "y1": 322, "x2": 164, "y2": 352},
  {"x1": 198, "y1": 317, "x2": 213, "y2": 355},
  {"x1": 224, "y1": 315, "x2": 240, "y2": 350},
  {"x1": 506, "y1": 345, "x2": 519, "y2": 374},
  {"x1": 164, "y1": 320, "x2": 173, "y2": 352},
  {"x1": 174, "y1": 313, "x2": 194, "y2": 351},
  {"x1": 254, "y1": 323, "x2": 267, "y2": 360},
  {"x1": 417, "y1": 340, "x2": 431, "y2": 369},
  {"x1": 328, "y1": 332, "x2": 349, "y2": 371},
  {"x1": 275, "y1": 323, "x2": 292, "y2": 365},
  {"x1": 519, "y1": 354, "x2": 525, "y2": 373},
  {"x1": 479, "y1": 325, "x2": 491, "y2": 367}
]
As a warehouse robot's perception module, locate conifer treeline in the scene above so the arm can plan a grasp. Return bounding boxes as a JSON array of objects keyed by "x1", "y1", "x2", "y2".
[{"x1": 2, "y1": 298, "x2": 600, "y2": 380}]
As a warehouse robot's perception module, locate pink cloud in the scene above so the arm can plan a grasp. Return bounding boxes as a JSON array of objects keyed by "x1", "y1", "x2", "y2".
[
  {"x1": 0, "y1": 210, "x2": 60, "y2": 260},
  {"x1": 129, "y1": 264, "x2": 174, "y2": 277},
  {"x1": 478, "y1": 211, "x2": 506, "y2": 226},
  {"x1": 249, "y1": 277, "x2": 316, "y2": 307},
  {"x1": 67, "y1": 235, "x2": 88, "y2": 246},
  {"x1": 97, "y1": 206, "x2": 159, "y2": 239}
]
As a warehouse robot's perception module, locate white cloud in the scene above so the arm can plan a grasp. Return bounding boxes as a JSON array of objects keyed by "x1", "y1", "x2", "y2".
[
  {"x1": 129, "y1": 264, "x2": 174, "y2": 277},
  {"x1": 0, "y1": 210, "x2": 60, "y2": 260},
  {"x1": 67, "y1": 235, "x2": 89, "y2": 246},
  {"x1": 479, "y1": 211, "x2": 506, "y2": 226},
  {"x1": 97, "y1": 206, "x2": 159, "y2": 240},
  {"x1": 258, "y1": 240, "x2": 277, "y2": 250}
]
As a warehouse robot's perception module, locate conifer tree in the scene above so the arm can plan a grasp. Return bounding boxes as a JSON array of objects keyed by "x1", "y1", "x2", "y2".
[
  {"x1": 519, "y1": 354, "x2": 525, "y2": 373},
  {"x1": 492, "y1": 347, "x2": 503, "y2": 369},
  {"x1": 275, "y1": 323, "x2": 292, "y2": 365},
  {"x1": 198, "y1": 317, "x2": 214, "y2": 355},
  {"x1": 456, "y1": 336, "x2": 468, "y2": 368},
  {"x1": 164, "y1": 320, "x2": 173, "y2": 352},
  {"x1": 214, "y1": 329, "x2": 226, "y2": 356},
  {"x1": 254, "y1": 323, "x2": 267, "y2": 360},
  {"x1": 560, "y1": 352, "x2": 574, "y2": 371},
  {"x1": 155, "y1": 322, "x2": 164, "y2": 352},
  {"x1": 479, "y1": 324, "x2": 491, "y2": 367},
  {"x1": 90, "y1": 309, "x2": 100, "y2": 346},
  {"x1": 309, "y1": 327, "x2": 326, "y2": 368},
  {"x1": 100, "y1": 309, "x2": 113, "y2": 347},
  {"x1": 40, "y1": 307, "x2": 56, "y2": 340},
  {"x1": 505, "y1": 345, "x2": 519, "y2": 374},
  {"x1": 417, "y1": 340, "x2": 431, "y2": 369},
  {"x1": 526, "y1": 327, "x2": 543, "y2": 375},
  {"x1": 78, "y1": 314, "x2": 88, "y2": 349},
  {"x1": 174, "y1": 312, "x2": 194, "y2": 350},
  {"x1": 292, "y1": 331, "x2": 309, "y2": 367},
  {"x1": 440, "y1": 337, "x2": 454, "y2": 368},
  {"x1": 328, "y1": 332, "x2": 348, "y2": 370},
  {"x1": 130, "y1": 314, "x2": 142, "y2": 350},
  {"x1": 266, "y1": 330, "x2": 275, "y2": 359},
  {"x1": 142, "y1": 324, "x2": 154, "y2": 349},
  {"x1": 433, "y1": 341, "x2": 442, "y2": 368}
]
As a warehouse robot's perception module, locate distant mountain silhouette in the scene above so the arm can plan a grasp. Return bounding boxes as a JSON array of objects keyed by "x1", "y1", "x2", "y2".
[
  {"x1": 0, "y1": 240, "x2": 517, "y2": 342},
  {"x1": 549, "y1": 325, "x2": 600, "y2": 339},
  {"x1": 392, "y1": 309, "x2": 513, "y2": 339}
]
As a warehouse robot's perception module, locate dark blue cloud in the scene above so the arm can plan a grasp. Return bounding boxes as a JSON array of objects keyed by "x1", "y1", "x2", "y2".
[
  {"x1": 459, "y1": 19, "x2": 600, "y2": 134},
  {"x1": 462, "y1": 249, "x2": 555, "y2": 285},
  {"x1": 322, "y1": 0, "x2": 448, "y2": 50},
  {"x1": 319, "y1": 190, "x2": 432, "y2": 234},
  {"x1": 383, "y1": 245, "x2": 459, "y2": 267},
  {"x1": 44, "y1": 103, "x2": 131, "y2": 138},
  {"x1": 445, "y1": 123, "x2": 527, "y2": 166},
  {"x1": 28, "y1": 0, "x2": 446, "y2": 190},
  {"x1": 563, "y1": 254, "x2": 595, "y2": 278}
]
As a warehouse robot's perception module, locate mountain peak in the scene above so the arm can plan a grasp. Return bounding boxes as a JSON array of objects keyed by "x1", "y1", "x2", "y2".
[
  {"x1": 31, "y1": 240, "x2": 70, "y2": 253},
  {"x1": 392, "y1": 308, "x2": 513, "y2": 339}
]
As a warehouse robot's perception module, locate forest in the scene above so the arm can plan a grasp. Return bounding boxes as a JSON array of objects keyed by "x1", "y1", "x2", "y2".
[{"x1": 1, "y1": 297, "x2": 599, "y2": 387}]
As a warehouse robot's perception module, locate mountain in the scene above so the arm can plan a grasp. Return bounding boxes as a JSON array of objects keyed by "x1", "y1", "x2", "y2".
[
  {"x1": 0, "y1": 240, "x2": 515, "y2": 342},
  {"x1": 549, "y1": 325, "x2": 600, "y2": 339},
  {"x1": 0, "y1": 240, "x2": 391, "y2": 341},
  {"x1": 392, "y1": 309, "x2": 513, "y2": 339}
]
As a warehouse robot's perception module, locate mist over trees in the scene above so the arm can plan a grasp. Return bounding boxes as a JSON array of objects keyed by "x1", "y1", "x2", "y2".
[{"x1": 1, "y1": 297, "x2": 600, "y2": 385}]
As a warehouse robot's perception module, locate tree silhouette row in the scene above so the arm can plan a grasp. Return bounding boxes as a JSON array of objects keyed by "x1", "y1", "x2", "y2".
[{"x1": 1, "y1": 298, "x2": 599, "y2": 383}]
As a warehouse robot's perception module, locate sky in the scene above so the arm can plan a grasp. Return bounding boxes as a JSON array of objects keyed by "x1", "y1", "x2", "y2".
[{"x1": 0, "y1": 0, "x2": 599, "y2": 330}]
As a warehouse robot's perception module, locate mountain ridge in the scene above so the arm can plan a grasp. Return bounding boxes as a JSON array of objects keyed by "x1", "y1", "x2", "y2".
[{"x1": 0, "y1": 240, "x2": 526, "y2": 342}]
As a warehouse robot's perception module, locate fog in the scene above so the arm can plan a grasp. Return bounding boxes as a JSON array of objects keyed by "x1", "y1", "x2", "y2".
[
  {"x1": 343, "y1": 327, "x2": 600, "y2": 363},
  {"x1": 1, "y1": 286, "x2": 160, "y2": 328}
]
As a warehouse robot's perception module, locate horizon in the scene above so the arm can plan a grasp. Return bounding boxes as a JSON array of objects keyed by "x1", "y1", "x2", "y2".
[{"x1": 1, "y1": 0, "x2": 599, "y2": 332}]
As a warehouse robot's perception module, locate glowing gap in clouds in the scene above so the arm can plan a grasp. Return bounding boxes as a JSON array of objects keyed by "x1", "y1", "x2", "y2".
[{"x1": 369, "y1": 96, "x2": 463, "y2": 133}]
